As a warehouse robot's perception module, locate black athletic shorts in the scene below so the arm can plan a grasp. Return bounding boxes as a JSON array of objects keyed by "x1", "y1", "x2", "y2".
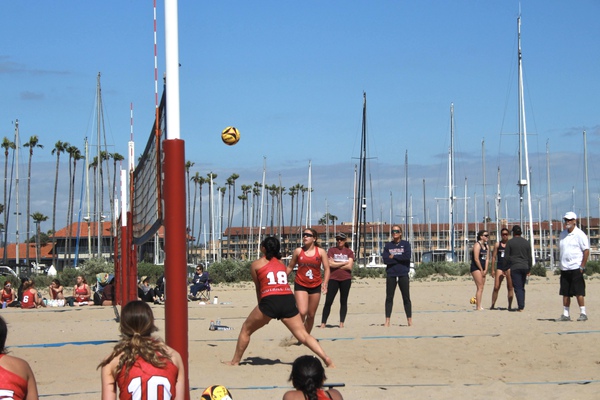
[
  {"x1": 294, "y1": 281, "x2": 321, "y2": 295},
  {"x1": 559, "y1": 269, "x2": 586, "y2": 297},
  {"x1": 258, "y1": 294, "x2": 299, "y2": 320}
]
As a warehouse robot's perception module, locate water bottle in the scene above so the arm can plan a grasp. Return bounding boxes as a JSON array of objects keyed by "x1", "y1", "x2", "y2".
[
  {"x1": 216, "y1": 318, "x2": 221, "y2": 326},
  {"x1": 2, "y1": 301, "x2": 6, "y2": 309},
  {"x1": 216, "y1": 325, "x2": 233, "y2": 331},
  {"x1": 209, "y1": 321, "x2": 216, "y2": 331}
]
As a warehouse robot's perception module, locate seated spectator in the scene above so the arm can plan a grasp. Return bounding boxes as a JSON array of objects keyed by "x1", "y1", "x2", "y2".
[
  {"x1": 1, "y1": 280, "x2": 16, "y2": 308},
  {"x1": 0, "y1": 316, "x2": 39, "y2": 398},
  {"x1": 99, "y1": 276, "x2": 116, "y2": 306},
  {"x1": 71, "y1": 275, "x2": 92, "y2": 306},
  {"x1": 17, "y1": 277, "x2": 29, "y2": 303},
  {"x1": 21, "y1": 280, "x2": 44, "y2": 309},
  {"x1": 138, "y1": 276, "x2": 161, "y2": 305},
  {"x1": 189, "y1": 264, "x2": 209, "y2": 300},
  {"x1": 155, "y1": 274, "x2": 165, "y2": 301},
  {"x1": 283, "y1": 355, "x2": 343, "y2": 400},
  {"x1": 48, "y1": 279, "x2": 65, "y2": 300}
]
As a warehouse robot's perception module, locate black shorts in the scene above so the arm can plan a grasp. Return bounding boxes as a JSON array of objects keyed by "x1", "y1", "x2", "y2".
[
  {"x1": 294, "y1": 282, "x2": 321, "y2": 295},
  {"x1": 258, "y1": 294, "x2": 299, "y2": 320},
  {"x1": 559, "y1": 269, "x2": 586, "y2": 297}
]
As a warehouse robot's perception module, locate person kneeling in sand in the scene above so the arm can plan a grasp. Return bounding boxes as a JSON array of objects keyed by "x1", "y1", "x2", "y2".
[
  {"x1": 283, "y1": 355, "x2": 343, "y2": 400},
  {"x1": 223, "y1": 236, "x2": 334, "y2": 368}
]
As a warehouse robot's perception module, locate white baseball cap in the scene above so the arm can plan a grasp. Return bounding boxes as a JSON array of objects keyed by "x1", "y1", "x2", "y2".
[{"x1": 563, "y1": 211, "x2": 577, "y2": 220}]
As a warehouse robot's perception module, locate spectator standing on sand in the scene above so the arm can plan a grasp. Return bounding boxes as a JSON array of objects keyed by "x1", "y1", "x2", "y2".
[
  {"x1": 558, "y1": 211, "x2": 590, "y2": 322},
  {"x1": 505, "y1": 225, "x2": 532, "y2": 312}
]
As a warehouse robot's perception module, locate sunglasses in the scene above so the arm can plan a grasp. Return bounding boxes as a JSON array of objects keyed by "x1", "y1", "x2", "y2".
[
  {"x1": 564, "y1": 218, "x2": 574, "y2": 222},
  {"x1": 501, "y1": 233, "x2": 509, "y2": 236},
  {"x1": 4, "y1": 285, "x2": 10, "y2": 288},
  {"x1": 302, "y1": 233, "x2": 314, "y2": 238},
  {"x1": 483, "y1": 234, "x2": 489, "y2": 237},
  {"x1": 392, "y1": 230, "x2": 401, "y2": 234},
  {"x1": 336, "y1": 238, "x2": 345, "y2": 241}
]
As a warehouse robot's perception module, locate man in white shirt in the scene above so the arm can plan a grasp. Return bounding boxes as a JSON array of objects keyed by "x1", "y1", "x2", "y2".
[{"x1": 558, "y1": 211, "x2": 590, "y2": 321}]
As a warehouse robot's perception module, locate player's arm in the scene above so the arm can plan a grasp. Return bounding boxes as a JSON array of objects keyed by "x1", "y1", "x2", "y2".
[
  {"x1": 169, "y1": 348, "x2": 186, "y2": 400},
  {"x1": 320, "y1": 248, "x2": 330, "y2": 294},
  {"x1": 250, "y1": 260, "x2": 261, "y2": 302},
  {"x1": 100, "y1": 361, "x2": 118, "y2": 400},
  {"x1": 490, "y1": 243, "x2": 498, "y2": 276},
  {"x1": 287, "y1": 249, "x2": 300, "y2": 276}
]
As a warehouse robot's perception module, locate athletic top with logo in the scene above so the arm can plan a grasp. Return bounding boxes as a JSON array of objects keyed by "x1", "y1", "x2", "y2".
[
  {"x1": 75, "y1": 285, "x2": 90, "y2": 302},
  {"x1": 117, "y1": 355, "x2": 179, "y2": 400},
  {"x1": 496, "y1": 241, "x2": 508, "y2": 271},
  {"x1": 382, "y1": 240, "x2": 412, "y2": 277},
  {"x1": 20, "y1": 289, "x2": 36, "y2": 309},
  {"x1": 0, "y1": 354, "x2": 27, "y2": 400},
  {"x1": 294, "y1": 248, "x2": 323, "y2": 288},
  {"x1": 471, "y1": 241, "x2": 488, "y2": 271},
  {"x1": 256, "y1": 258, "x2": 293, "y2": 299},
  {"x1": 559, "y1": 226, "x2": 590, "y2": 271},
  {"x1": 327, "y1": 247, "x2": 354, "y2": 281}
]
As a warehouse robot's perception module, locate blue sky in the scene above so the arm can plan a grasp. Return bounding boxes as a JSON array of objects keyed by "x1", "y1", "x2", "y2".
[{"x1": 1, "y1": 1, "x2": 599, "y2": 242}]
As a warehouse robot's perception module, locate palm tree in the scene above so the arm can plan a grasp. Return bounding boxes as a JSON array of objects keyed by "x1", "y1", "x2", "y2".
[
  {"x1": 65, "y1": 145, "x2": 82, "y2": 266},
  {"x1": 194, "y1": 175, "x2": 207, "y2": 253},
  {"x1": 252, "y1": 181, "x2": 262, "y2": 227},
  {"x1": 225, "y1": 173, "x2": 239, "y2": 256},
  {"x1": 185, "y1": 161, "x2": 195, "y2": 233},
  {"x1": 23, "y1": 135, "x2": 44, "y2": 267},
  {"x1": 240, "y1": 184, "x2": 252, "y2": 258},
  {"x1": 218, "y1": 186, "x2": 226, "y2": 259},
  {"x1": 51, "y1": 141, "x2": 68, "y2": 267},
  {"x1": 206, "y1": 172, "x2": 217, "y2": 261},
  {"x1": 31, "y1": 211, "x2": 48, "y2": 266},
  {"x1": 190, "y1": 172, "x2": 205, "y2": 262},
  {"x1": 1, "y1": 137, "x2": 15, "y2": 263}
]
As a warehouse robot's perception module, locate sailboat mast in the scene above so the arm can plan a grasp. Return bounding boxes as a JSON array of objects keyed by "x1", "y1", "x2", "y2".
[
  {"x1": 546, "y1": 140, "x2": 554, "y2": 267},
  {"x1": 449, "y1": 103, "x2": 455, "y2": 255},
  {"x1": 404, "y1": 150, "x2": 408, "y2": 235},
  {"x1": 482, "y1": 139, "x2": 487, "y2": 231},
  {"x1": 517, "y1": 16, "x2": 536, "y2": 265},
  {"x1": 353, "y1": 93, "x2": 368, "y2": 265},
  {"x1": 96, "y1": 73, "x2": 103, "y2": 258},
  {"x1": 583, "y1": 131, "x2": 590, "y2": 237},
  {"x1": 496, "y1": 167, "x2": 501, "y2": 242},
  {"x1": 14, "y1": 120, "x2": 20, "y2": 266}
]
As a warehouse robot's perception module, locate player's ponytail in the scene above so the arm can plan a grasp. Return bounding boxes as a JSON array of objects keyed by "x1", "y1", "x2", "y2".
[{"x1": 261, "y1": 236, "x2": 282, "y2": 260}]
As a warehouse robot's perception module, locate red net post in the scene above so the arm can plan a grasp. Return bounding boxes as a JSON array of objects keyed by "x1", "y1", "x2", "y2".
[{"x1": 162, "y1": 138, "x2": 189, "y2": 396}]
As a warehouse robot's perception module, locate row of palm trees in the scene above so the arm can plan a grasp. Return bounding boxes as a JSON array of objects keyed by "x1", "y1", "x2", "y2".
[
  {"x1": 184, "y1": 162, "x2": 315, "y2": 261},
  {"x1": 1, "y1": 134, "x2": 124, "y2": 268}
]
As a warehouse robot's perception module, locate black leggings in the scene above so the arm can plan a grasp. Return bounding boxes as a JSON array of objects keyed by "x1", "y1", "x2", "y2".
[
  {"x1": 321, "y1": 279, "x2": 352, "y2": 324},
  {"x1": 385, "y1": 275, "x2": 411, "y2": 319}
]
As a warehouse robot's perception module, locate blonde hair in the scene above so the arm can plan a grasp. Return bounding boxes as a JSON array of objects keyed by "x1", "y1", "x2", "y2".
[{"x1": 97, "y1": 301, "x2": 171, "y2": 377}]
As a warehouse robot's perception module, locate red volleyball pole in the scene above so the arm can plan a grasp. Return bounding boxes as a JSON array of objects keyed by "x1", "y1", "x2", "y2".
[{"x1": 162, "y1": 138, "x2": 189, "y2": 398}]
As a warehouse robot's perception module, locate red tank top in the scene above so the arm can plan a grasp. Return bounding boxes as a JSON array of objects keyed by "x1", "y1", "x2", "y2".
[
  {"x1": 117, "y1": 355, "x2": 179, "y2": 400},
  {"x1": 256, "y1": 258, "x2": 293, "y2": 299},
  {"x1": 0, "y1": 355, "x2": 28, "y2": 400},
  {"x1": 1, "y1": 289, "x2": 12, "y2": 303},
  {"x1": 75, "y1": 285, "x2": 89, "y2": 302},
  {"x1": 20, "y1": 289, "x2": 36, "y2": 309},
  {"x1": 294, "y1": 247, "x2": 323, "y2": 288}
]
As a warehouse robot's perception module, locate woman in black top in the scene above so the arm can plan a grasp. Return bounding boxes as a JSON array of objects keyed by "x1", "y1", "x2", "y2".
[{"x1": 471, "y1": 230, "x2": 489, "y2": 311}]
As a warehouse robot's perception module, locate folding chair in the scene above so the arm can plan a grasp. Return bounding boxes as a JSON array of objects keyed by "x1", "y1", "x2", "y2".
[{"x1": 197, "y1": 279, "x2": 212, "y2": 301}]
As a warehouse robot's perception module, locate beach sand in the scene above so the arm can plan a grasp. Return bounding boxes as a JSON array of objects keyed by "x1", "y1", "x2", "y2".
[{"x1": 2, "y1": 274, "x2": 599, "y2": 399}]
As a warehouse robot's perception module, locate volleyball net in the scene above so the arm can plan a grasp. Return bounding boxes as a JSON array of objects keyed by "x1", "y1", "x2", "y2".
[{"x1": 132, "y1": 90, "x2": 166, "y2": 245}]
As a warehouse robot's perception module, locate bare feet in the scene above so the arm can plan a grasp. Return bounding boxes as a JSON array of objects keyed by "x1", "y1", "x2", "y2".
[
  {"x1": 407, "y1": 318, "x2": 413, "y2": 326},
  {"x1": 319, "y1": 323, "x2": 326, "y2": 329},
  {"x1": 339, "y1": 322, "x2": 344, "y2": 328},
  {"x1": 222, "y1": 360, "x2": 239, "y2": 366},
  {"x1": 384, "y1": 322, "x2": 390, "y2": 327}
]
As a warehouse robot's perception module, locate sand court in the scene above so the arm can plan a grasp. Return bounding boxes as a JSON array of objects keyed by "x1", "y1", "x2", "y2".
[{"x1": 2, "y1": 274, "x2": 599, "y2": 399}]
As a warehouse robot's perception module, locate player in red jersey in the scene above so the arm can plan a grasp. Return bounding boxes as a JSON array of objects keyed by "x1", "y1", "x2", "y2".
[
  {"x1": 0, "y1": 316, "x2": 39, "y2": 400},
  {"x1": 224, "y1": 236, "x2": 334, "y2": 368},
  {"x1": 283, "y1": 355, "x2": 343, "y2": 400},
  {"x1": 98, "y1": 301, "x2": 185, "y2": 400},
  {"x1": 288, "y1": 228, "x2": 330, "y2": 334}
]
